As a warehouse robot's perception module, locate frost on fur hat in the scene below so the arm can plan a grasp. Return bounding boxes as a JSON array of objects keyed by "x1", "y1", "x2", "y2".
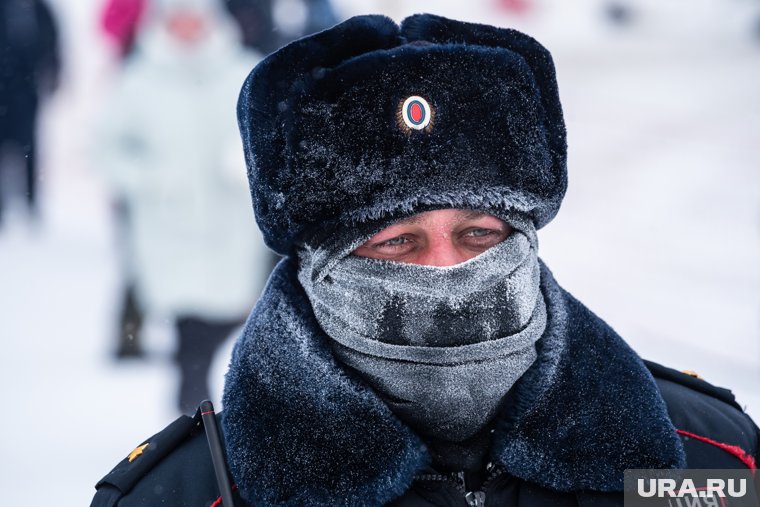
[{"x1": 237, "y1": 13, "x2": 567, "y2": 255}]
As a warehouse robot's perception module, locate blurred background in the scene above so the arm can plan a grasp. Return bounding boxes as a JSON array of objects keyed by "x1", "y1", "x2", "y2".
[{"x1": 0, "y1": 0, "x2": 758, "y2": 504}]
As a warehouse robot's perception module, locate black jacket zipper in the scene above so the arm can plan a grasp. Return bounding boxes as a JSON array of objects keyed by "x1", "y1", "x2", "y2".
[{"x1": 414, "y1": 462, "x2": 505, "y2": 507}]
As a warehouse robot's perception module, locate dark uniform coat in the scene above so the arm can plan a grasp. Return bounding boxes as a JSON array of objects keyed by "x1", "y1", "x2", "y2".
[{"x1": 91, "y1": 261, "x2": 760, "y2": 507}]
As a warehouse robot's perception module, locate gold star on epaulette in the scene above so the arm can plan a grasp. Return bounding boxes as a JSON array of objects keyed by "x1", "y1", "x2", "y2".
[
  {"x1": 128, "y1": 443, "x2": 149, "y2": 463},
  {"x1": 682, "y1": 370, "x2": 704, "y2": 380}
]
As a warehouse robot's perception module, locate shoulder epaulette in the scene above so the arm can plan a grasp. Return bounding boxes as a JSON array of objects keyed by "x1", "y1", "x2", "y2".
[
  {"x1": 644, "y1": 359, "x2": 742, "y2": 411},
  {"x1": 90, "y1": 411, "x2": 203, "y2": 507}
]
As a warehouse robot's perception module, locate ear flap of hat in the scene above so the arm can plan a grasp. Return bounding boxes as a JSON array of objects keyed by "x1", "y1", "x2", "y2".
[
  {"x1": 238, "y1": 15, "x2": 404, "y2": 254},
  {"x1": 400, "y1": 13, "x2": 566, "y2": 190}
]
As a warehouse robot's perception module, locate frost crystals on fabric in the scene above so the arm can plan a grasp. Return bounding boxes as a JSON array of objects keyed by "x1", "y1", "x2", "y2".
[{"x1": 297, "y1": 228, "x2": 547, "y2": 442}]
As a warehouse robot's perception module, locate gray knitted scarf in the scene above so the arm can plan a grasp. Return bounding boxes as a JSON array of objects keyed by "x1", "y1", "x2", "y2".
[{"x1": 297, "y1": 221, "x2": 547, "y2": 445}]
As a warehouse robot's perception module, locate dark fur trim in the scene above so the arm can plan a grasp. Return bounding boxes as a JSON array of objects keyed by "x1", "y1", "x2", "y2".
[
  {"x1": 221, "y1": 257, "x2": 428, "y2": 506},
  {"x1": 221, "y1": 260, "x2": 685, "y2": 505},
  {"x1": 238, "y1": 14, "x2": 567, "y2": 254},
  {"x1": 491, "y1": 264, "x2": 686, "y2": 490}
]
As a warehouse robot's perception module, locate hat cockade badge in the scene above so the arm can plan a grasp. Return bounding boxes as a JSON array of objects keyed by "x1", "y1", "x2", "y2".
[{"x1": 398, "y1": 95, "x2": 433, "y2": 132}]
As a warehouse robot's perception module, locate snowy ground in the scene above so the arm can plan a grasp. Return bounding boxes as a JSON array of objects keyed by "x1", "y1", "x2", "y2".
[{"x1": 1, "y1": 0, "x2": 759, "y2": 505}]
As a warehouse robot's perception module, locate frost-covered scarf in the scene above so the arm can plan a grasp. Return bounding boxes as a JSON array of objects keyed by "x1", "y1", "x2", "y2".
[
  {"x1": 222, "y1": 252, "x2": 685, "y2": 507},
  {"x1": 297, "y1": 223, "x2": 546, "y2": 444}
]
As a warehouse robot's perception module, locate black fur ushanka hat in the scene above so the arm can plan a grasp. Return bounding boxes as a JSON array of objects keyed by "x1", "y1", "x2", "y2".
[{"x1": 237, "y1": 13, "x2": 567, "y2": 255}]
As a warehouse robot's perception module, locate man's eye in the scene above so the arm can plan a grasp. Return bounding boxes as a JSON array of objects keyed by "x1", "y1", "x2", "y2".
[
  {"x1": 380, "y1": 236, "x2": 409, "y2": 247},
  {"x1": 351, "y1": 233, "x2": 416, "y2": 259},
  {"x1": 459, "y1": 227, "x2": 508, "y2": 250},
  {"x1": 464, "y1": 228, "x2": 500, "y2": 239}
]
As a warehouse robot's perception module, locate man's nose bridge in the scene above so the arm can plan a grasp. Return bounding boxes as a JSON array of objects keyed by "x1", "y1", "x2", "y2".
[{"x1": 420, "y1": 236, "x2": 466, "y2": 267}]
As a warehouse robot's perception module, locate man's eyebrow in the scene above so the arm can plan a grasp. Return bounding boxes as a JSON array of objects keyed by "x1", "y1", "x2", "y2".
[
  {"x1": 462, "y1": 210, "x2": 488, "y2": 220},
  {"x1": 399, "y1": 214, "x2": 424, "y2": 225}
]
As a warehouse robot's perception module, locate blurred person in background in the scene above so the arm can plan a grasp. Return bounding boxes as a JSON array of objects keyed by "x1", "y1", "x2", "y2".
[
  {"x1": 91, "y1": 14, "x2": 759, "y2": 507},
  {"x1": 97, "y1": 0, "x2": 337, "y2": 355},
  {"x1": 95, "y1": 0, "x2": 271, "y2": 413},
  {"x1": 0, "y1": 0, "x2": 60, "y2": 227},
  {"x1": 98, "y1": 0, "x2": 152, "y2": 363},
  {"x1": 222, "y1": 0, "x2": 339, "y2": 54},
  {"x1": 100, "y1": 0, "x2": 339, "y2": 59}
]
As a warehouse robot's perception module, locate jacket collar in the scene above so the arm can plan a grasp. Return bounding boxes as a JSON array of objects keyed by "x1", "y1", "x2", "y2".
[{"x1": 221, "y1": 258, "x2": 685, "y2": 506}]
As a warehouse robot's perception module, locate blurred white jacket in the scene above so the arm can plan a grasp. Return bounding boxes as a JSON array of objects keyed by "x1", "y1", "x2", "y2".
[{"x1": 96, "y1": 3, "x2": 268, "y2": 320}]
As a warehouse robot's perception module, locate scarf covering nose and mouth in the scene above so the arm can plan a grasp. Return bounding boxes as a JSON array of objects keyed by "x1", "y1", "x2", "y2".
[{"x1": 297, "y1": 225, "x2": 547, "y2": 442}]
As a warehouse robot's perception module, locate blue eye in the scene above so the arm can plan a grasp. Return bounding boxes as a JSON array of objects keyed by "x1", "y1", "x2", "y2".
[
  {"x1": 383, "y1": 236, "x2": 408, "y2": 246},
  {"x1": 468, "y1": 228, "x2": 493, "y2": 237}
]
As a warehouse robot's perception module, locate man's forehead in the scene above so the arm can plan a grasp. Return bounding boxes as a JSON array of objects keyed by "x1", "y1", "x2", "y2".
[{"x1": 397, "y1": 209, "x2": 490, "y2": 225}]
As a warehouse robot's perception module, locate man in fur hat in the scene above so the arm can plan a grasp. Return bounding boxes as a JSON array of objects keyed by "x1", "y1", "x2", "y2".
[{"x1": 91, "y1": 14, "x2": 760, "y2": 507}]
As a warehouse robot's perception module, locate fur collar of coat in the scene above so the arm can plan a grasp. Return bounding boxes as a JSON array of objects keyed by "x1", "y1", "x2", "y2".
[{"x1": 221, "y1": 259, "x2": 686, "y2": 506}]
